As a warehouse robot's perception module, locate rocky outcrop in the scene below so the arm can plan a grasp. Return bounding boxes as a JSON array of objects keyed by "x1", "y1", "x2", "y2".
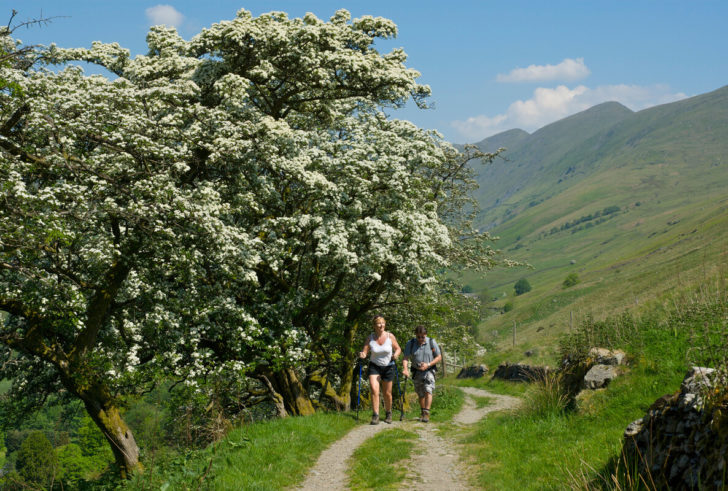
[
  {"x1": 560, "y1": 347, "x2": 628, "y2": 402},
  {"x1": 457, "y1": 365, "x2": 488, "y2": 379},
  {"x1": 583, "y1": 364, "x2": 619, "y2": 389},
  {"x1": 491, "y1": 362, "x2": 550, "y2": 382},
  {"x1": 588, "y1": 347, "x2": 626, "y2": 366},
  {"x1": 622, "y1": 367, "x2": 727, "y2": 490}
]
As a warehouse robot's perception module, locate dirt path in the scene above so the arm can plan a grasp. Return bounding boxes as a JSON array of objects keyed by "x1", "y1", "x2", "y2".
[
  {"x1": 399, "y1": 387, "x2": 521, "y2": 490},
  {"x1": 296, "y1": 422, "x2": 390, "y2": 490},
  {"x1": 454, "y1": 386, "x2": 522, "y2": 425},
  {"x1": 296, "y1": 386, "x2": 520, "y2": 490}
]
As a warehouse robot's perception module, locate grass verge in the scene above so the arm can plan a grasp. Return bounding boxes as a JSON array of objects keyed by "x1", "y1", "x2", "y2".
[
  {"x1": 347, "y1": 428, "x2": 417, "y2": 489},
  {"x1": 459, "y1": 277, "x2": 727, "y2": 489},
  {"x1": 125, "y1": 412, "x2": 358, "y2": 490}
]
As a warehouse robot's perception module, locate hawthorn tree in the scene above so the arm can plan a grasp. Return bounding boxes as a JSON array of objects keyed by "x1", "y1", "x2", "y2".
[{"x1": 0, "y1": 9, "x2": 502, "y2": 476}]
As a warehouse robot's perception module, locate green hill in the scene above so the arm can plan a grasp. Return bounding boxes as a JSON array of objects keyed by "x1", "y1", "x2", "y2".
[{"x1": 461, "y1": 85, "x2": 728, "y2": 357}]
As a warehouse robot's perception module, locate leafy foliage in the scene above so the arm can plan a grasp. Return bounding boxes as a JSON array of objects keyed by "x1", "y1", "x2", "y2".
[
  {"x1": 514, "y1": 278, "x2": 532, "y2": 295},
  {"x1": 15, "y1": 430, "x2": 58, "y2": 487},
  {"x1": 0, "y1": 8, "x2": 501, "y2": 473}
]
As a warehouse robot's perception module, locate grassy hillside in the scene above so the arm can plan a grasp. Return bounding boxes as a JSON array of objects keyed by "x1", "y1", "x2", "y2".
[{"x1": 459, "y1": 85, "x2": 728, "y2": 361}]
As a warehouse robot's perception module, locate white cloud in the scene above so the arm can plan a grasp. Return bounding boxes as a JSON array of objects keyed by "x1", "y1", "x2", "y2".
[
  {"x1": 497, "y1": 58, "x2": 591, "y2": 83},
  {"x1": 145, "y1": 5, "x2": 184, "y2": 28},
  {"x1": 452, "y1": 84, "x2": 687, "y2": 142}
]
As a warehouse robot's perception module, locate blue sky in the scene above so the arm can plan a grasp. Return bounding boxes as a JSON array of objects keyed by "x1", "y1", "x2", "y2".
[{"x1": 10, "y1": 1, "x2": 728, "y2": 143}]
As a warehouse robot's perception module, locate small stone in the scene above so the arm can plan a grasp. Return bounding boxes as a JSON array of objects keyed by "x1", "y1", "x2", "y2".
[{"x1": 624, "y1": 419, "x2": 644, "y2": 438}]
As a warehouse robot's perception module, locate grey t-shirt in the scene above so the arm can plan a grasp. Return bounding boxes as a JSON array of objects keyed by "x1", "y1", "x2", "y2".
[{"x1": 404, "y1": 336, "x2": 441, "y2": 368}]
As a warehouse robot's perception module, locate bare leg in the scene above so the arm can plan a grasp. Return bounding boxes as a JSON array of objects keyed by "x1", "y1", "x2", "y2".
[
  {"x1": 369, "y1": 375, "x2": 381, "y2": 415},
  {"x1": 423, "y1": 392, "x2": 433, "y2": 410},
  {"x1": 382, "y1": 380, "x2": 393, "y2": 412}
]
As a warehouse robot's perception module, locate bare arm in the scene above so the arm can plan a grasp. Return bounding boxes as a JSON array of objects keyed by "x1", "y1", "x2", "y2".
[
  {"x1": 359, "y1": 335, "x2": 370, "y2": 359},
  {"x1": 428, "y1": 353, "x2": 442, "y2": 369},
  {"x1": 390, "y1": 334, "x2": 401, "y2": 361}
]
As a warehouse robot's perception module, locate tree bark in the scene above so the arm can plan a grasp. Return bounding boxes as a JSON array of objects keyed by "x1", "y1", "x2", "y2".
[
  {"x1": 81, "y1": 390, "x2": 142, "y2": 479},
  {"x1": 260, "y1": 375, "x2": 288, "y2": 418},
  {"x1": 267, "y1": 368, "x2": 315, "y2": 416},
  {"x1": 308, "y1": 371, "x2": 350, "y2": 411}
]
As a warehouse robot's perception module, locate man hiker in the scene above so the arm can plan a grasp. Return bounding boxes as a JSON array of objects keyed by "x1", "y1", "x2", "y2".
[{"x1": 402, "y1": 325, "x2": 442, "y2": 422}]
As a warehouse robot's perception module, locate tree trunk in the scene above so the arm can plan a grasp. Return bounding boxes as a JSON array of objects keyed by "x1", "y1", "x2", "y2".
[
  {"x1": 260, "y1": 375, "x2": 288, "y2": 418},
  {"x1": 268, "y1": 368, "x2": 315, "y2": 416},
  {"x1": 78, "y1": 383, "x2": 142, "y2": 479},
  {"x1": 308, "y1": 370, "x2": 351, "y2": 411}
]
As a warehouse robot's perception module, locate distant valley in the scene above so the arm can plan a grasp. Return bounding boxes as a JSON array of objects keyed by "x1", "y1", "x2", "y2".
[{"x1": 459, "y1": 85, "x2": 728, "y2": 354}]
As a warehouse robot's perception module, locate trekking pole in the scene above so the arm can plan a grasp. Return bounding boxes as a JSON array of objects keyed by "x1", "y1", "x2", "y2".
[
  {"x1": 356, "y1": 359, "x2": 362, "y2": 421},
  {"x1": 392, "y1": 360, "x2": 403, "y2": 421},
  {"x1": 400, "y1": 375, "x2": 408, "y2": 421}
]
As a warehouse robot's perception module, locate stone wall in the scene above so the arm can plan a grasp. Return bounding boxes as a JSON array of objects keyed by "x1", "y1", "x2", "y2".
[
  {"x1": 491, "y1": 362, "x2": 550, "y2": 382},
  {"x1": 623, "y1": 367, "x2": 727, "y2": 489}
]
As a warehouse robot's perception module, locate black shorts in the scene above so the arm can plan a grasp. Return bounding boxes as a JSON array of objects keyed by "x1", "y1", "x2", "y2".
[{"x1": 368, "y1": 362, "x2": 395, "y2": 382}]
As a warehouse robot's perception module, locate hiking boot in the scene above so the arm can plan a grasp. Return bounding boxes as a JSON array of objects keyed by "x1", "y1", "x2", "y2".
[
  {"x1": 370, "y1": 413, "x2": 379, "y2": 425},
  {"x1": 421, "y1": 409, "x2": 430, "y2": 423},
  {"x1": 384, "y1": 411, "x2": 392, "y2": 424}
]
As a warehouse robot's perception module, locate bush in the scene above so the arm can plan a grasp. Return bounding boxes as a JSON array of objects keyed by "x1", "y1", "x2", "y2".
[
  {"x1": 514, "y1": 278, "x2": 532, "y2": 296},
  {"x1": 4, "y1": 429, "x2": 31, "y2": 454},
  {"x1": 57, "y1": 443, "x2": 94, "y2": 487},
  {"x1": 503, "y1": 301, "x2": 514, "y2": 313},
  {"x1": 15, "y1": 431, "x2": 58, "y2": 487},
  {"x1": 563, "y1": 273, "x2": 580, "y2": 288},
  {"x1": 461, "y1": 284, "x2": 474, "y2": 294}
]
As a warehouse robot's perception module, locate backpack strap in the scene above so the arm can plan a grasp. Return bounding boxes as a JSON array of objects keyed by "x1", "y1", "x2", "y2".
[{"x1": 406, "y1": 337, "x2": 415, "y2": 356}]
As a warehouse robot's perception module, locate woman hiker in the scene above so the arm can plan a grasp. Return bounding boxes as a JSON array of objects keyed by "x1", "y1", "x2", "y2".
[{"x1": 359, "y1": 314, "x2": 402, "y2": 424}]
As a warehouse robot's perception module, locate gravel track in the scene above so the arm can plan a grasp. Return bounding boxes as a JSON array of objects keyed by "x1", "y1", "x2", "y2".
[{"x1": 295, "y1": 386, "x2": 520, "y2": 490}]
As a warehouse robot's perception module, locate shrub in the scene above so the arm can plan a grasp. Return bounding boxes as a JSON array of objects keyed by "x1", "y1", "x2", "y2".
[
  {"x1": 562, "y1": 272, "x2": 580, "y2": 288},
  {"x1": 56, "y1": 443, "x2": 90, "y2": 486},
  {"x1": 503, "y1": 301, "x2": 514, "y2": 313},
  {"x1": 15, "y1": 431, "x2": 58, "y2": 487},
  {"x1": 514, "y1": 278, "x2": 532, "y2": 296},
  {"x1": 4, "y1": 429, "x2": 31, "y2": 454}
]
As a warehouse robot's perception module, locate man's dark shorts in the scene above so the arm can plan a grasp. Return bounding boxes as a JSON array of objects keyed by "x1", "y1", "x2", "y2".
[{"x1": 368, "y1": 362, "x2": 395, "y2": 382}]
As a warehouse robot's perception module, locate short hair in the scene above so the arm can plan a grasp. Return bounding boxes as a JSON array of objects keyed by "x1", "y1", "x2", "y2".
[
  {"x1": 371, "y1": 314, "x2": 386, "y2": 323},
  {"x1": 414, "y1": 325, "x2": 427, "y2": 335}
]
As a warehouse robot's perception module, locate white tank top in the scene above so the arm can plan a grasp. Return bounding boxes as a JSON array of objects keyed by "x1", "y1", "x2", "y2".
[{"x1": 369, "y1": 333, "x2": 393, "y2": 367}]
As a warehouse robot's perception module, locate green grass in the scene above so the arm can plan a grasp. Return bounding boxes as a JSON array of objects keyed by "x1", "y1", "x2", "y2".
[
  {"x1": 428, "y1": 384, "x2": 465, "y2": 422},
  {"x1": 457, "y1": 279, "x2": 725, "y2": 490},
  {"x1": 398, "y1": 378, "x2": 465, "y2": 423},
  {"x1": 347, "y1": 428, "x2": 417, "y2": 489},
  {"x1": 125, "y1": 412, "x2": 358, "y2": 490},
  {"x1": 473, "y1": 395, "x2": 494, "y2": 409}
]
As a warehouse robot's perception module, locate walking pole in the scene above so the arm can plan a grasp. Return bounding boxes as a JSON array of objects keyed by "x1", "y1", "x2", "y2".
[
  {"x1": 400, "y1": 375, "x2": 408, "y2": 421},
  {"x1": 392, "y1": 361, "x2": 403, "y2": 420},
  {"x1": 356, "y1": 359, "x2": 362, "y2": 421}
]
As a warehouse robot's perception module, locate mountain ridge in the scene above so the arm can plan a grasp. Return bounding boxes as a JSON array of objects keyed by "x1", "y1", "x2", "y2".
[{"x1": 459, "y1": 83, "x2": 728, "y2": 350}]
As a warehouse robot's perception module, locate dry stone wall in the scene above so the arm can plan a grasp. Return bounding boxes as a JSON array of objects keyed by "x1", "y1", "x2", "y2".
[{"x1": 623, "y1": 367, "x2": 727, "y2": 490}]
